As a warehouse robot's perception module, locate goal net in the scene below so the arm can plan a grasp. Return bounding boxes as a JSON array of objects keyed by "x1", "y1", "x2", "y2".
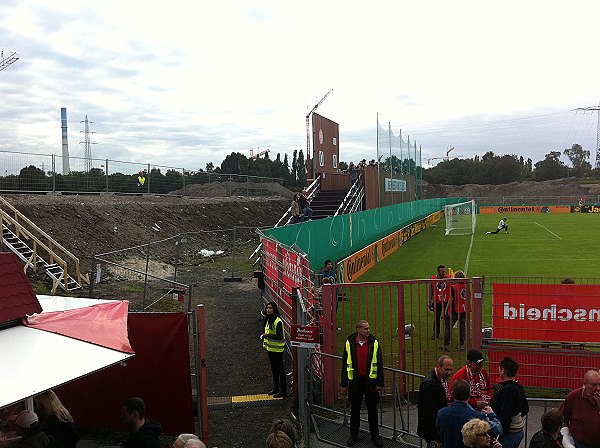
[{"x1": 444, "y1": 200, "x2": 476, "y2": 235}]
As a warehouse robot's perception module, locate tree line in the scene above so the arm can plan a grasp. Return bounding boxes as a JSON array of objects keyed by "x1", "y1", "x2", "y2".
[{"x1": 424, "y1": 144, "x2": 595, "y2": 185}]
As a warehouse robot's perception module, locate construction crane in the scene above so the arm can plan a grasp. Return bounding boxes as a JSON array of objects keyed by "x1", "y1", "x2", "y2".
[
  {"x1": 0, "y1": 50, "x2": 19, "y2": 72},
  {"x1": 249, "y1": 148, "x2": 270, "y2": 159},
  {"x1": 306, "y1": 89, "x2": 333, "y2": 178}
]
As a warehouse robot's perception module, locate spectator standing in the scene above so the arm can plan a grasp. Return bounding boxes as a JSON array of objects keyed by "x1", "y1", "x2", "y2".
[
  {"x1": 446, "y1": 270, "x2": 468, "y2": 351},
  {"x1": 321, "y1": 259, "x2": 336, "y2": 285},
  {"x1": 262, "y1": 302, "x2": 287, "y2": 399},
  {"x1": 137, "y1": 172, "x2": 146, "y2": 193},
  {"x1": 417, "y1": 355, "x2": 454, "y2": 447},
  {"x1": 437, "y1": 379, "x2": 502, "y2": 448},
  {"x1": 428, "y1": 265, "x2": 451, "y2": 345},
  {"x1": 451, "y1": 349, "x2": 493, "y2": 411},
  {"x1": 462, "y1": 419, "x2": 503, "y2": 448},
  {"x1": 559, "y1": 369, "x2": 600, "y2": 448},
  {"x1": 529, "y1": 410, "x2": 565, "y2": 448},
  {"x1": 340, "y1": 320, "x2": 384, "y2": 447},
  {"x1": 297, "y1": 190, "x2": 313, "y2": 221},
  {"x1": 489, "y1": 357, "x2": 529, "y2": 448},
  {"x1": 15, "y1": 410, "x2": 50, "y2": 448},
  {"x1": 120, "y1": 397, "x2": 162, "y2": 448},
  {"x1": 291, "y1": 194, "x2": 300, "y2": 223},
  {"x1": 349, "y1": 162, "x2": 359, "y2": 187},
  {"x1": 34, "y1": 390, "x2": 80, "y2": 448}
]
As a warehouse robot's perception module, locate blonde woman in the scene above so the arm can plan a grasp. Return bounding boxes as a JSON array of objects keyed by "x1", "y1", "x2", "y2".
[
  {"x1": 34, "y1": 390, "x2": 80, "y2": 448},
  {"x1": 462, "y1": 419, "x2": 502, "y2": 448}
]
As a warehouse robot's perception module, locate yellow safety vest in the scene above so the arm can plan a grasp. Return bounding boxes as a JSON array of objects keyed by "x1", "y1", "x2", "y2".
[
  {"x1": 346, "y1": 339, "x2": 379, "y2": 380},
  {"x1": 263, "y1": 317, "x2": 285, "y2": 353},
  {"x1": 138, "y1": 176, "x2": 146, "y2": 186}
]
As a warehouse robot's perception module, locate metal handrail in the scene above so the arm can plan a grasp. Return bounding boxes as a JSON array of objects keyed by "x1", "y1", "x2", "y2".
[{"x1": 0, "y1": 196, "x2": 89, "y2": 287}]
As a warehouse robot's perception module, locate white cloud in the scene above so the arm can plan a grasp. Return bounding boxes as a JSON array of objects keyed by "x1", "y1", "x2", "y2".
[{"x1": 1, "y1": 0, "x2": 599, "y2": 174}]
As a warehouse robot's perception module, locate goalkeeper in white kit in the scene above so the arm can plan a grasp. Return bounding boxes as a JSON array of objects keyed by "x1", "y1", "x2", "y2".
[{"x1": 486, "y1": 217, "x2": 509, "y2": 234}]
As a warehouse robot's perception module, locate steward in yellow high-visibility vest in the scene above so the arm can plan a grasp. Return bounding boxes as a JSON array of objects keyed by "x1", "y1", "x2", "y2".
[
  {"x1": 262, "y1": 301, "x2": 287, "y2": 398},
  {"x1": 340, "y1": 320, "x2": 384, "y2": 447},
  {"x1": 137, "y1": 171, "x2": 146, "y2": 192}
]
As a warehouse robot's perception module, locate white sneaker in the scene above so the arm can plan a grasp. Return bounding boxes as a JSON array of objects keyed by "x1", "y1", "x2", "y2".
[{"x1": 486, "y1": 232, "x2": 491, "y2": 234}]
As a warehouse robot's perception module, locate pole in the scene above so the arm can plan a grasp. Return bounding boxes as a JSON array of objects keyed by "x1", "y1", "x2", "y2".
[
  {"x1": 105, "y1": 159, "x2": 109, "y2": 192},
  {"x1": 196, "y1": 303, "x2": 209, "y2": 442},
  {"x1": 389, "y1": 122, "x2": 393, "y2": 206},
  {"x1": 376, "y1": 114, "x2": 381, "y2": 208}
]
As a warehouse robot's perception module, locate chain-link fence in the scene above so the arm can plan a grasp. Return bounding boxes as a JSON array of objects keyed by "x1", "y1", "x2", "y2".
[
  {"x1": 89, "y1": 227, "x2": 264, "y2": 310},
  {"x1": 0, "y1": 150, "x2": 282, "y2": 196}
]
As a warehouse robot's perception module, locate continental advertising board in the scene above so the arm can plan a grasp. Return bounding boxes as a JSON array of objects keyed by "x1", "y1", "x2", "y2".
[
  {"x1": 479, "y1": 205, "x2": 571, "y2": 214},
  {"x1": 339, "y1": 211, "x2": 442, "y2": 283}
]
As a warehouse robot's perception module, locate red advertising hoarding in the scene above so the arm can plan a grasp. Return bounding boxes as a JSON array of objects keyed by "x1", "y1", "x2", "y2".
[{"x1": 492, "y1": 283, "x2": 600, "y2": 342}]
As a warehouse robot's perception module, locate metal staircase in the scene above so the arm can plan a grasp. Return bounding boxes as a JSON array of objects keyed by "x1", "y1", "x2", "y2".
[{"x1": 0, "y1": 196, "x2": 88, "y2": 293}]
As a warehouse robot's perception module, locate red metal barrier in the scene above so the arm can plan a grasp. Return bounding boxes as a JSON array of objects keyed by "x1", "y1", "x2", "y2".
[
  {"x1": 487, "y1": 345, "x2": 600, "y2": 390},
  {"x1": 485, "y1": 277, "x2": 600, "y2": 389},
  {"x1": 320, "y1": 279, "x2": 481, "y2": 404}
]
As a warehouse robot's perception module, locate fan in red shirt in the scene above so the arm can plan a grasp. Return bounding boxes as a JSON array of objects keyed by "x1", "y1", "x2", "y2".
[
  {"x1": 428, "y1": 265, "x2": 452, "y2": 343},
  {"x1": 450, "y1": 349, "x2": 492, "y2": 411}
]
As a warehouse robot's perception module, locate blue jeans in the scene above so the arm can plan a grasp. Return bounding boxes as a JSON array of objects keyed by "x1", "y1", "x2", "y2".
[
  {"x1": 300, "y1": 207, "x2": 313, "y2": 221},
  {"x1": 500, "y1": 430, "x2": 524, "y2": 448}
]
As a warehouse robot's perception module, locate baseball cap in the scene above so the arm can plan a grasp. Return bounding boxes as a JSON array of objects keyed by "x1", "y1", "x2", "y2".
[
  {"x1": 15, "y1": 410, "x2": 38, "y2": 429},
  {"x1": 467, "y1": 349, "x2": 485, "y2": 364}
]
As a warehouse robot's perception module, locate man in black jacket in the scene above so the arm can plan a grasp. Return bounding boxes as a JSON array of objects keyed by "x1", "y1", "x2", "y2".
[
  {"x1": 489, "y1": 357, "x2": 529, "y2": 448},
  {"x1": 120, "y1": 397, "x2": 162, "y2": 448},
  {"x1": 340, "y1": 320, "x2": 384, "y2": 448},
  {"x1": 417, "y1": 355, "x2": 454, "y2": 447}
]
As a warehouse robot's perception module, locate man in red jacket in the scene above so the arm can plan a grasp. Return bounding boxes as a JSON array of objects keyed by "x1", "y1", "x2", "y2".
[
  {"x1": 340, "y1": 320, "x2": 384, "y2": 448},
  {"x1": 450, "y1": 349, "x2": 492, "y2": 411}
]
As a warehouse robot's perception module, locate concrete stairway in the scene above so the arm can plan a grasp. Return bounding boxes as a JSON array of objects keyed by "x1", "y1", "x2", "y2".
[{"x1": 310, "y1": 189, "x2": 348, "y2": 220}]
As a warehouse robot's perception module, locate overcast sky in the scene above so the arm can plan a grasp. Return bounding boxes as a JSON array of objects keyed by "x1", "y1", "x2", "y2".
[{"x1": 1, "y1": 0, "x2": 600, "y2": 174}]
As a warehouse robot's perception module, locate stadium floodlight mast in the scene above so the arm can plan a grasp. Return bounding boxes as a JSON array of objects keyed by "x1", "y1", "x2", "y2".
[{"x1": 444, "y1": 200, "x2": 476, "y2": 236}]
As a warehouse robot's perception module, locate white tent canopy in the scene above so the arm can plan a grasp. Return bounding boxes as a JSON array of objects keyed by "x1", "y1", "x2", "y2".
[{"x1": 0, "y1": 296, "x2": 133, "y2": 408}]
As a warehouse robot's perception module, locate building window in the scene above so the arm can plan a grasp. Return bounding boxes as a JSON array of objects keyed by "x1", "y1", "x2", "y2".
[
  {"x1": 319, "y1": 151, "x2": 324, "y2": 166},
  {"x1": 333, "y1": 154, "x2": 338, "y2": 168},
  {"x1": 333, "y1": 137, "x2": 337, "y2": 145}
]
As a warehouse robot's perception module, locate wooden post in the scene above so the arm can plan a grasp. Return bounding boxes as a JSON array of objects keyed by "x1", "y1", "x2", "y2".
[{"x1": 196, "y1": 305, "x2": 209, "y2": 442}]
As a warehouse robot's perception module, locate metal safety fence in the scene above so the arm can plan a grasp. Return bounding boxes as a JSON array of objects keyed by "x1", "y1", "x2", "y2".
[
  {"x1": 471, "y1": 195, "x2": 600, "y2": 206},
  {"x1": 89, "y1": 227, "x2": 263, "y2": 309},
  {"x1": 303, "y1": 349, "x2": 567, "y2": 448},
  {"x1": 0, "y1": 150, "x2": 282, "y2": 196}
]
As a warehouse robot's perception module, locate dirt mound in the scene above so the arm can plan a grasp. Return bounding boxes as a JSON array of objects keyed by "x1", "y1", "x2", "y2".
[
  {"x1": 172, "y1": 180, "x2": 294, "y2": 198},
  {"x1": 1, "y1": 193, "x2": 289, "y2": 263},
  {"x1": 423, "y1": 179, "x2": 600, "y2": 199}
]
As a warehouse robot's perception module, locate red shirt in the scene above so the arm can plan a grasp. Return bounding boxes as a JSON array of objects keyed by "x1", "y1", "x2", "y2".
[
  {"x1": 355, "y1": 336, "x2": 369, "y2": 377},
  {"x1": 431, "y1": 275, "x2": 451, "y2": 303},
  {"x1": 450, "y1": 282, "x2": 469, "y2": 314},
  {"x1": 560, "y1": 387, "x2": 600, "y2": 447},
  {"x1": 450, "y1": 365, "x2": 492, "y2": 409}
]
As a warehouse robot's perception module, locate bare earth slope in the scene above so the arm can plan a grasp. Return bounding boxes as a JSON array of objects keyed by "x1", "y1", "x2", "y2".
[
  {"x1": 2, "y1": 193, "x2": 289, "y2": 261},
  {"x1": 423, "y1": 178, "x2": 600, "y2": 199}
]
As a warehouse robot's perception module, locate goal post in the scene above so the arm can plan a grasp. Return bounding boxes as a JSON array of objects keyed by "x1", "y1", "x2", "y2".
[{"x1": 444, "y1": 200, "x2": 476, "y2": 235}]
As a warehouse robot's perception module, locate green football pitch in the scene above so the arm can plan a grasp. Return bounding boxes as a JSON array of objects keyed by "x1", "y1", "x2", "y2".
[
  {"x1": 358, "y1": 212, "x2": 600, "y2": 282},
  {"x1": 333, "y1": 212, "x2": 600, "y2": 379}
]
